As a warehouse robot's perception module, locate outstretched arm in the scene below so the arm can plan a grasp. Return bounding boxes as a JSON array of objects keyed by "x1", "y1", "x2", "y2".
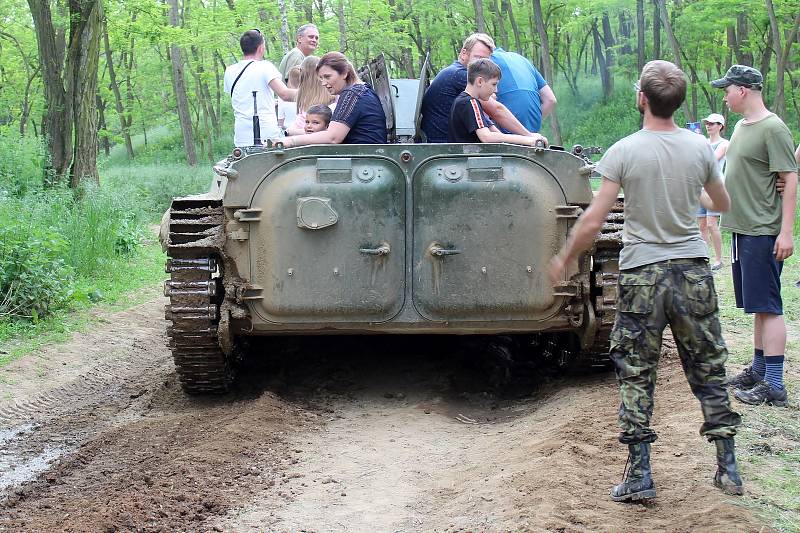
[
  {"x1": 269, "y1": 78, "x2": 298, "y2": 101},
  {"x1": 476, "y1": 127, "x2": 545, "y2": 147},
  {"x1": 548, "y1": 178, "x2": 621, "y2": 285},
  {"x1": 274, "y1": 121, "x2": 351, "y2": 147},
  {"x1": 481, "y1": 98, "x2": 531, "y2": 136}
]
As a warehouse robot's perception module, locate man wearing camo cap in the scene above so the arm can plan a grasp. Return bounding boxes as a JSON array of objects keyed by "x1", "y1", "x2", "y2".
[{"x1": 712, "y1": 65, "x2": 798, "y2": 407}]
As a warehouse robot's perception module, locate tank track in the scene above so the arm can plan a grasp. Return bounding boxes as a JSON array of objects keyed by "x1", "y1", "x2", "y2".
[
  {"x1": 584, "y1": 200, "x2": 624, "y2": 365},
  {"x1": 164, "y1": 199, "x2": 233, "y2": 394}
]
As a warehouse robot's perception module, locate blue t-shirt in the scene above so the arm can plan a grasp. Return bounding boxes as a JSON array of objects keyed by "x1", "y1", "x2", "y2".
[
  {"x1": 421, "y1": 61, "x2": 467, "y2": 143},
  {"x1": 331, "y1": 84, "x2": 387, "y2": 144},
  {"x1": 490, "y1": 48, "x2": 548, "y2": 133}
]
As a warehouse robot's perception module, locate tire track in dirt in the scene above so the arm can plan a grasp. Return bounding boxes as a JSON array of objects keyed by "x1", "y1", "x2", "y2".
[
  {"x1": 0, "y1": 300, "x2": 772, "y2": 532},
  {"x1": 211, "y1": 338, "x2": 767, "y2": 533}
]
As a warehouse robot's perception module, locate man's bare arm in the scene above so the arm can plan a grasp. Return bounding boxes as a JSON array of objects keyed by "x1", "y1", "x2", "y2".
[
  {"x1": 269, "y1": 78, "x2": 297, "y2": 101},
  {"x1": 774, "y1": 170, "x2": 797, "y2": 261},
  {"x1": 548, "y1": 178, "x2": 621, "y2": 284},
  {"x1": 481, "y1": 98, "x2": 531, "y2": 136},
  {"x1": 699, "y1": 178, "x2": 730, "y2": 213},
  {"x1": 539, "y1": 85, "x2": 557, "y2": 119}
]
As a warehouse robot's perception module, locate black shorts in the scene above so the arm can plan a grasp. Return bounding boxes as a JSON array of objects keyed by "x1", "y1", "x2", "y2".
[{"x1": 731, "y1": 233, "x2": 783, "y2": 315}]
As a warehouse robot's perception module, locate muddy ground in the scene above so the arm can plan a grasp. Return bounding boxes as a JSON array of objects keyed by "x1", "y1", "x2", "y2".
[{"x1": 0, "y1": 296, "x2": 769, "y2": 532}]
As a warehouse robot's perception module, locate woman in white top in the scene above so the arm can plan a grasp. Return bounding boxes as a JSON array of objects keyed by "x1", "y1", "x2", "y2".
[
  {"x1": 285, "y1": 56, "x2": 336, "y2": 135},
  {"x1": 699, "y1": 112, "x2": 730, "y2": 271}
]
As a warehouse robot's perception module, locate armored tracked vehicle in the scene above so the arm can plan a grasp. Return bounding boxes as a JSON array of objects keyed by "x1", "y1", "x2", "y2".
[{"x1": 162, "y1": 57, "x2": 622, "y2": 394}]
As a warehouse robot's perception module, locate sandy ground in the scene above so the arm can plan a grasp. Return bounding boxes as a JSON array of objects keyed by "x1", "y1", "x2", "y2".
[{"x1": 0, "y1": 297, "x2": 769, "y2": 532}]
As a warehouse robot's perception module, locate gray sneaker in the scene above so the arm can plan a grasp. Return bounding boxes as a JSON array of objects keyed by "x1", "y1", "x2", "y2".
[
  {"x1": 733, "y1": 381, "x2": 788, "y2": 407},
  {"x1": 726, "y1": 367, "x2": 762, "y2": 390},
  {"x1": 711, "y1": 262, "x2": 723, "y2": 271}
]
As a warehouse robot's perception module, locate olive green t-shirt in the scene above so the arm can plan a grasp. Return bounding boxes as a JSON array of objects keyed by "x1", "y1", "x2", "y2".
[
  {"x1": 278, "y1": 47, "x2": 306, "y2": 81},
  {"x1": 596, "y1": 128, "x2": 721, "y2": 270},
  {"x1": 721, "y1": 114, "x2": 797, "y2": 236}
]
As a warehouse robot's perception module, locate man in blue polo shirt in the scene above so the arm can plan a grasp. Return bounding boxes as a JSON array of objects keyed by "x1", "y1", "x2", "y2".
[
  {"x1": 491, "y1": 48, "x2": 556, "y2": 133},
  {"x1": 420, "y1": 33, "x2": 546, "y2": 145}
]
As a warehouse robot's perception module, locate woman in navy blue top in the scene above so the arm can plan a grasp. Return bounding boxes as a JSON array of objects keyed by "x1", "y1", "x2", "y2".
[{"x1": 275, "y1": 52, "x2": 387, "y2": 146}]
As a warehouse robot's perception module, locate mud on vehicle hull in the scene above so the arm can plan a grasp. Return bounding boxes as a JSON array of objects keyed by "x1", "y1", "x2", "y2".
[{"x1": 163, "y1": 144, "x2": 622, "y2": 393}]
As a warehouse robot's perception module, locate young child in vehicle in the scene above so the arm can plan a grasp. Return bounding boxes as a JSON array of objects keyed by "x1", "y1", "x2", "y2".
[
  {"x1": 304, "y1": 104, "x2": 332, "y2": 133},
  {"x1": 448, "y1": 58, "x2": 544, "y2": 147},
  {"x1": 277, "y1": 65, "x2": 301, "y2": 130}
]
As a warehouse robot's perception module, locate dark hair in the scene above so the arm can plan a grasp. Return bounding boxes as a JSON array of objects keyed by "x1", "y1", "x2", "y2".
[
  {"x1": 639, "y1": 60, "x2": 686, "y2": 119},
  {"x1": 240, "y1": 29, "x2": 264, "y2": 55},
  {"x1": 316, "y1": 52, "x2": 359, "y2": 86},
  {"x1": 306, "y1": 104, "x2": 332, "y2": 125},
  {"x1": 467, "y1": 58, "x2": 501, "y2": 84}
]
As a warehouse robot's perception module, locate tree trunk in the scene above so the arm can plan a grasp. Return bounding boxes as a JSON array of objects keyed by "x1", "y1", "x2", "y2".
[
  {"x1": 191, "y1": 46, "x2": 220, "y2": 137},
  {"x1": 652, "y1": 0, "x2": 661, "y2": 59},
  {"x1": 764, "y1": 0, "x2": 788, "y2": 117},
  {"x1": 636, "y1": 0, "x2": 645, "y2": 73},
  {"x1": 502, "y1": 0, "x2": 522, "y2": 53},
  {"x1": 601, "y1": 12, "x2": 615, "y2": 94},
  {"x1": 337, "y1": 0, "x2": 346, "y2": 52},
  {"x1": 473, "y1": 0, "x2": 486, "y2": 33},
  {"x1": 167, "y1": 0, "x2": 197, "y2": 166},
  {"x1": 490, "y1": 0, "x2": 508, "y2": 48},
  {"x1": 67, "y1": 0, "x2": 103, "y2": 186},
  {"x1": 654, "y1": 0, "x2": 691, "y2": 119},
  {"x1": 737, "y1": 14, "x2": 754, "y2": 65},
  {"x1": 591, "y1": 19, "x2": 612, "y2": 100},
  {"x1": 277, "y1": 0, "x2": 290, "y2": 54},
  {"x1": 27, "y1": 0, "x2": 72, "y2": 183},
  {"x1": 532, "y1": 0, "x2": 561, "y2": 144},
  {"x1": 618, "y1": 12, "x2": 631, "y2": 55},
  {"x1": 103, "y1": 25, "x2": 134, "y2": 159},
  {"x1": 96, "y1": 94, "x2": 110, "y2": 156}
]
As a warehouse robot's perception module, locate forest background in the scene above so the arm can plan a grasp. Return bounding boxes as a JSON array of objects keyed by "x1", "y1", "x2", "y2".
[{"x1": 0, "y1": 0, "x2": 798, "y2": 339}]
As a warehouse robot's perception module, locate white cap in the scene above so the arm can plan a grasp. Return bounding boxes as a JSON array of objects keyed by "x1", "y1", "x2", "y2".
[{"x1": 702, "y1": 113, "x2": 725, "y2": 126}]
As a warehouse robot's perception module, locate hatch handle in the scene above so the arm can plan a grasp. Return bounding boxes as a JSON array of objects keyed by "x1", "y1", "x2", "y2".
[
  {"x1": 360, "y1": 243, "x2": 391, "y2": 256},
  {"x1": 429, "y1": 244, "x2": 462, "y2": 257}
]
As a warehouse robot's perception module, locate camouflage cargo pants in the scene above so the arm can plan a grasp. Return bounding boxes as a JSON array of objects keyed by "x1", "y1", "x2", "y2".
[{"x1": 609, "y1": 258, "x2": 741, "y2": 444}]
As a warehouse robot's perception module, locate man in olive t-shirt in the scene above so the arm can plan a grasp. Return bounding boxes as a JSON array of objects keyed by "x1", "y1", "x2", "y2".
[{"x1": 712, "y1": 65, "x2": 798, "y2": 408}]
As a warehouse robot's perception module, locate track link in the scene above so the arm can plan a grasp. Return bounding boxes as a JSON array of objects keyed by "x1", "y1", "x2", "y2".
[
  {"x1": 586, "y1": 201, "x2": 623, "y2": 362},
  {"x1": 165, "y1": 199, "x2": 233, "y2": 394}
]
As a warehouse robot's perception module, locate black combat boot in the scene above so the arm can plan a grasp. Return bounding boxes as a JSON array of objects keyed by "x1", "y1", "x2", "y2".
[
  {"x1": 610, "y1": 442, "x2": 656, "y2": 502},
  {"x1": 713, "y1": 437, "x2": 744, "y2": 495}
]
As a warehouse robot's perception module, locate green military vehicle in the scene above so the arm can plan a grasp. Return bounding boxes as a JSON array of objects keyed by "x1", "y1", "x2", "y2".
[{"x1": 162, "y1": 57, "x2": 622, "y2": 394}]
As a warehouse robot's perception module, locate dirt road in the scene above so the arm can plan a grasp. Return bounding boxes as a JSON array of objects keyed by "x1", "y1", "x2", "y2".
[{"x1": 0, "y1": 296, "x2": 766, "y2": 532}]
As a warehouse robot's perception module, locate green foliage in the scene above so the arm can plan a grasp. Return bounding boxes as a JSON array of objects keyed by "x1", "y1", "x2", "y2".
[
  {"x1": 0, "y1": 128, "x2": 47, "y2": 197},
  {"x1": 0, "y1": 222, "x2": 73, "y2": 320}
]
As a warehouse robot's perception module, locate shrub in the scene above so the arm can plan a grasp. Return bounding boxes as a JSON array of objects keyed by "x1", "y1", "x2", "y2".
[
  {"x1": 0, "y1": 127, "x2": 47, "y2": 197},
  {"x1": 0, "y1": 224, "x2": 74, "y2": 320}
]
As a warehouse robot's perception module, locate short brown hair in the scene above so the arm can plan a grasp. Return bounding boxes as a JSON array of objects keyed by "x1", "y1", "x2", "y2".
[
  {"x1": 467, "y1": 58, "x2": 501, "y2": 84},
  {"x1": 462, "y1": 33, "x2": 496, "y2": 54},
  {"x1": 317, "y1": 51, "x2": 360, "y2": 86},
  {"x1": 639, "y1": 60, "x2": 686, "y2": 119}
]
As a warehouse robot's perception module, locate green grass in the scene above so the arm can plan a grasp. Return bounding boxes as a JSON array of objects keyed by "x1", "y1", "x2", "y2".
[
  {"x1": 712, "y1": 234, "x2": 800, "y2": 532},
  {"x1": 0, "y1": 236, "x2": 166, "y2": 368},
  {"x1": 0, "y1": 138, "x2": 214, "y2": 366}
]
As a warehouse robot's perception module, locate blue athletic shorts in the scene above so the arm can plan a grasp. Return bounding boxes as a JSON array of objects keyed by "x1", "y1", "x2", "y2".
[
  {"x1": 697, "y1": 206, "x2": 721, "y2": 217},
  {"x1": 731, "y1": 233, "x2": 783, "y2": 314}
]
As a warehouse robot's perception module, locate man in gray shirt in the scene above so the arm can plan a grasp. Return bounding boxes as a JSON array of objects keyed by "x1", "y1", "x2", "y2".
[
  {"x1": 548, "y1": 60, "x2": 742, "y2": 502},
  {"x1": 278, "y1": 24, "x2": 319, "y2": 82}
]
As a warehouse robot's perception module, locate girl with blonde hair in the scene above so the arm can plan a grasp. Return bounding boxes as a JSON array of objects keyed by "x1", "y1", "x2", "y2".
[{"x1": 285, "y1": 56, "x2": 336, "y2": 135}]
